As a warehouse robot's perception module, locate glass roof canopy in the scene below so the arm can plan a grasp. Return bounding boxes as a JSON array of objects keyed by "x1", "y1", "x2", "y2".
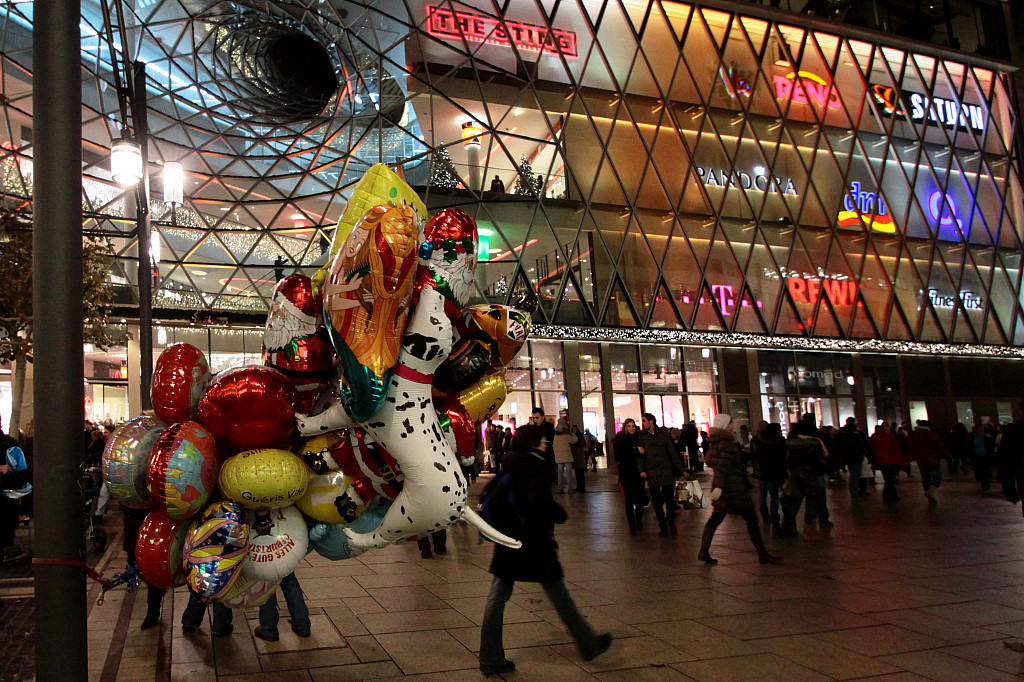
[{"x1": 1, "y1": 0, "x2": 432, "y2": 314}]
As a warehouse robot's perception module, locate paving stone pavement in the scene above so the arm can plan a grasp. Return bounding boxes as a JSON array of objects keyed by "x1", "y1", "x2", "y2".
[{"x1": 7, "y1": 467, "x2": 1024, "y2": 680}]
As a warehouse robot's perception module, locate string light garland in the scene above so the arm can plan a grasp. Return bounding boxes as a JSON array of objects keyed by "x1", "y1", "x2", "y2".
[{"x1": 530, "y1": 325, "x2": 1024, "y2": 359}]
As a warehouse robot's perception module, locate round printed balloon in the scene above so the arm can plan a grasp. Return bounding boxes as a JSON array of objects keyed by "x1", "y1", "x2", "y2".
[
  {"x1": 220, "y1": 574, "x2": 280, "y2": 609},
  {"x1": 102, "y1": 415, "x2": 166, "y2": 508},
  {"x1": 414, "y1": 208, "x2": 478, "y2": 314},
  {"x1": 152, "y1": 343, "x2": 210, "y2": 424},
  {"x1": 148, "y1": 421, "x2": 220, "y2": 520},
  {"x1": 242, "y1": 505, "x2": 309, "y2": 581},
  {"x1": 219, "y1": 448, "x2": 309, "y2": 510},
  {"x1": 197, "y1": 365, "x2": 297, "y2": 453},
  {"x1": 184, "y1": 501, "x2": 249, "y2": 602},
  {"x1": 308, "y1": 498, "x2": 392, "y2": 560},
  {"x1": 136, "y1": 511, "x2": 188, "y2": 589},
  {"x1": 263, "y1": 275, "x2": 335, "y2": 414}
]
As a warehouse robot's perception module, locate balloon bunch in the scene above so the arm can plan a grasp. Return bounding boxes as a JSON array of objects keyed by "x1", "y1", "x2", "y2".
[{"x1": 102, "y1": 163, "x2": 531, "y2": 608}]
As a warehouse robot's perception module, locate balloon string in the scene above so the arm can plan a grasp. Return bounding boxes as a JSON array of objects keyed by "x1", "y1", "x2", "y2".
[{"x1": 32, "y1": 557, "x2": 117, "y2": 603}]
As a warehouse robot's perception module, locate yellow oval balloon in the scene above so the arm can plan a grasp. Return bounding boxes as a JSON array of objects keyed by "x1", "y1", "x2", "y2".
[
  {"x1": 459, "y1": 370, "x2": 511, "y2": 423},
  {"x1": 218, "y1": 448, "x2": 309, "y2": 509},
  {"x1": 296, "y1": 470, "x2": 375, "y2": 524}
]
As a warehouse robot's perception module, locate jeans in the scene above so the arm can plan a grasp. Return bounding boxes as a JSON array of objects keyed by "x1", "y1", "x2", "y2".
[
  {"x1": 259, "y1": 572, "x2": 310, "y2": 638},
  {"x1": 848, "y1": 460, "x2": 863, "y2": 498},
  {"x1": 648, "y1": 483, "x2": 675, "y2": 528},
  {"x1": 816, "y1": 476, "x2": 831, "y2": 524},
  {"x1": 480, "y1": 575, "x2": 600, "y2": 668},
  {"x1": 757, "y1": 480, "x2": 780, "y2": 522},
  {"x1": 920, "y1": 466, "x2": 942, "y2": 490},
  {"x1": 557, "y1": 462, "x2": 573, "y2": 492},
  {"x1": 181, "y1": 592, "x2": 233, "y2": 635}
]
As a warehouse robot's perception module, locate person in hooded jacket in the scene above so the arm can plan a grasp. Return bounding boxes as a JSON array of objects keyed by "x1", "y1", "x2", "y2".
[
  {"x1": 697, "y1": 414, "x2": 782, "y2": 565},
  {"x1": 783, "y1": 416, "x2": 831, "y2": 540},
  {"x1": 614, "y1": 419, "x2": 647, "y2": 533},
  {"x1": 479, "y1": 424, "x2": 611, "y2": 675}
]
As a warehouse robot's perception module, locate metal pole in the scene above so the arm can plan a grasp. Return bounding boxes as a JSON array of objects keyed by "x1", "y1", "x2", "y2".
[
  {"x1": 33, "y1": 0, "x2": 87, "y2": 677},
  {"x1": 134, "y1": 60, "x2": 153, "y2": 410}
]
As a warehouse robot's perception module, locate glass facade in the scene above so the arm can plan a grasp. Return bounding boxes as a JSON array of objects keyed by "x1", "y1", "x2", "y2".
[
  {"x1": 0, "y1": 1, "x2": 1022, "y2": 433},
  {"x1": 0, "y1": 0, "x2": 1018, "y2": 344}
]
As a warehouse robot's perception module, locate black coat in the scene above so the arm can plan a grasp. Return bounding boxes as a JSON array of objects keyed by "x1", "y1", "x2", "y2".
[
  {"x1": 638, "y1": 427, "x2": 684, "y2": 486},
  {"x1": 706, "y1": 428, "x2": 756, "y2": 515},
  {"x1": 489, "y1": 447, "x2": 567, "y2": 583},
  {"x1": 614, "y1": 429, "x2": 643, "y2": 486},
  {"x1": 752, "y1": 435, "x2": 787, "y2": 483}
]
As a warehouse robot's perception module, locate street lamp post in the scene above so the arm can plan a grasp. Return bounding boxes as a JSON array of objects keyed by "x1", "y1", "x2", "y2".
[
  {"x1": 134, "y1": 60, "x2": 153, "y2": 411},
  {"x1": 111, "y1": 61, "x2": 154, "y2": 411}
]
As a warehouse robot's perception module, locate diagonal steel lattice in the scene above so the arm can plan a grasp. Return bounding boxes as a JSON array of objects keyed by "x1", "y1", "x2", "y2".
[{"x1": 0, "y1": 0, "x2": 1020, "y2": 345}]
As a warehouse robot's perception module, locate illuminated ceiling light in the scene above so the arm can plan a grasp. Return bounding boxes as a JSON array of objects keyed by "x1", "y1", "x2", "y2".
[
  {"x1": 110, "y1": 137, "x2": 143, "y2": 186},
  {"x1": 163, "y1": 161, "x2": 184, "y2": 205}
]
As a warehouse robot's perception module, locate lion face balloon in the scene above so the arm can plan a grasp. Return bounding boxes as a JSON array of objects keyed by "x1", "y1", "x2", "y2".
[{"x1": 460, "y1": 304, "x2": 531, "y2": 369}]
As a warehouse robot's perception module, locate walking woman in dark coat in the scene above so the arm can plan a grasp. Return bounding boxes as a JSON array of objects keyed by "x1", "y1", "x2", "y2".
[
  {"x1": 479, "y1": 424, "x2": 611, "y2": 675},
  {"x1": 613, "y1": 419, "x2": 647, "y2": 533},
  {"x1": 698, "y1": 414, "x2": 782, "y2": 565}
]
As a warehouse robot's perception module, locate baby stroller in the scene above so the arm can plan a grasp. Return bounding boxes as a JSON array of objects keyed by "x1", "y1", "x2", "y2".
[{"x1": 80, "y1": 464, "x2": 108, "y2": 551}]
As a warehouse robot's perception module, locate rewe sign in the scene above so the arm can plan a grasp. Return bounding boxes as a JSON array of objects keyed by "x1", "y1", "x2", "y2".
[{"x1": 773, "y1": 71, "x2": 841, "y2": 109}]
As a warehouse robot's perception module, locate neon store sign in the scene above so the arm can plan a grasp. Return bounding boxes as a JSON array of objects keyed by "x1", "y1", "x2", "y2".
[
  {"x1": 773, "y1": 72, "x2": 841, "y2": 109},
  {"x1": 928, "y1": 190, "x2": 965, "y2": 238},
  {"x1": 838, "y1": 182, "x2": 896, "y2": 233},
  {"x1": 928, "y1": 289, "x2": 983, "y2": 310},
  {"x1": 787, "y1": 276, "x2": 862, "y2": 307},
  {"x1": 425, "y1": 6, "x2": 578, "y2": 58},
  {"x1": 696, "y1": 165, "x2": 798, "y2": 195},
  {"x1": 681, "y1": 284, "x2": 763, "y2": 317},
  {"x1": 871, "y1": 84, "x2": 985, "y2": 133}
]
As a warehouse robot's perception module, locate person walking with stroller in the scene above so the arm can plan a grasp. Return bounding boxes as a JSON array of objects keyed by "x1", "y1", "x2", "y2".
[
  {"x1": 698, "y1": 414, "x2": 782, "y2": 565},
  {"x1": 478, "y1": 424, "x2": 611, "y2": 675}
]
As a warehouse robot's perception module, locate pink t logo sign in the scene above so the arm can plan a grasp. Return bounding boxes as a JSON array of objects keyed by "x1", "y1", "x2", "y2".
[{"x1": 711, "y1": 284, "x2": 735, "y2": 316}]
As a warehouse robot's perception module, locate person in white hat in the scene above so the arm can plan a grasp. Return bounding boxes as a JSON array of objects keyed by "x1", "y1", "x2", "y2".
[{"x1": 697, "y1": 413, "x2": 782, "y2": 565}]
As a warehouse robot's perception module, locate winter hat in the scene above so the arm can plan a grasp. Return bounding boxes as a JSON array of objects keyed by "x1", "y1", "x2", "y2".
[{"x1": 713, "y1": 413, "x2": 732, "y2": 430}]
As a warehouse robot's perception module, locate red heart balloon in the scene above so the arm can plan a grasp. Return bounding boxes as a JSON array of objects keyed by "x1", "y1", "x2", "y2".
[{"x1": 197, "y1": 366, "x2": 297, "y2": 453}]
